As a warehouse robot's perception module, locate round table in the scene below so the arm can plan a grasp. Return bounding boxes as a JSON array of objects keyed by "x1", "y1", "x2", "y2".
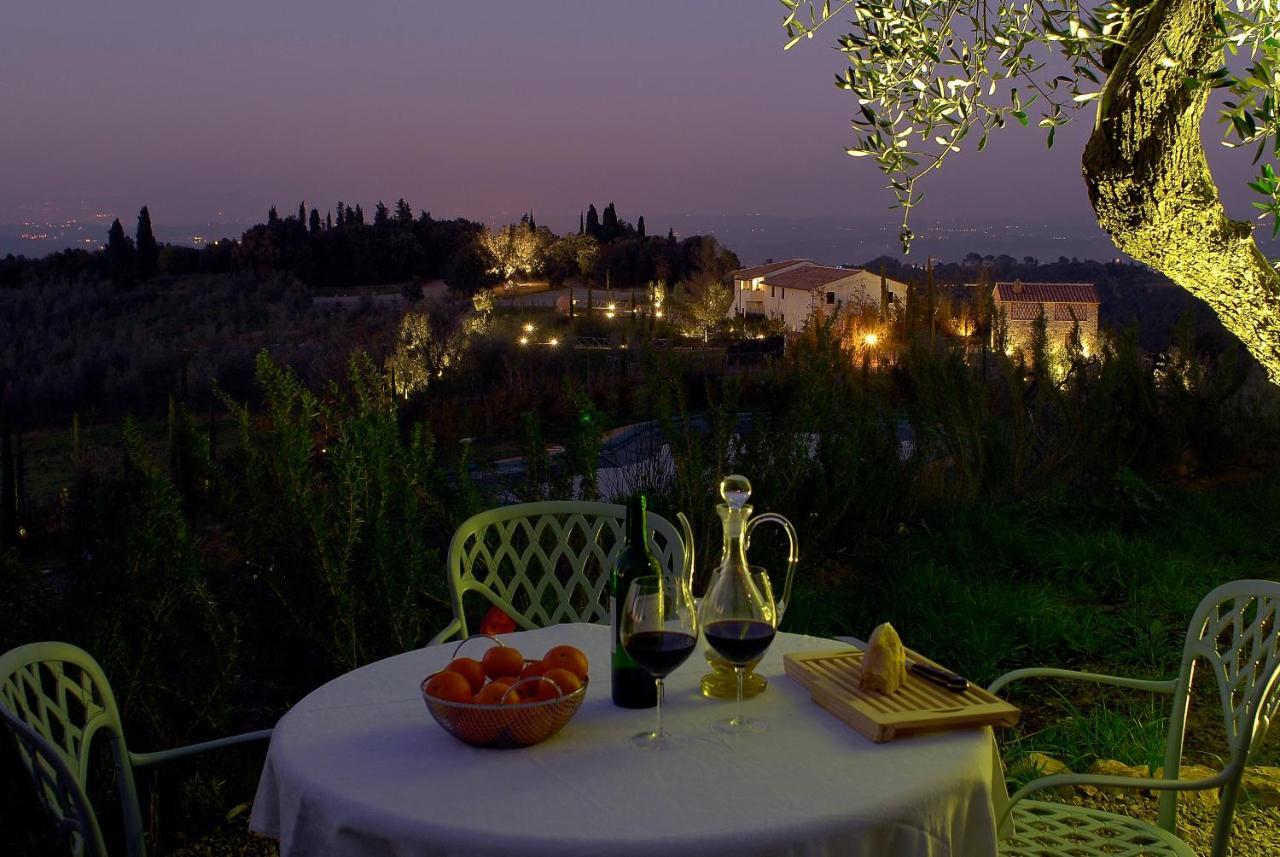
[{"x1": 251, "y1": 623, "x2": 1004, "y2": 857}]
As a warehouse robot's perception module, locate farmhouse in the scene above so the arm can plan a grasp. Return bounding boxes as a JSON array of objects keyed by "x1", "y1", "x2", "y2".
[
  {"x1": 729, "y1": 259, "x2": 907, "y2": 331},
  {"x1": 993, "y1": 281, "x2": 1100, "y2": 357}
]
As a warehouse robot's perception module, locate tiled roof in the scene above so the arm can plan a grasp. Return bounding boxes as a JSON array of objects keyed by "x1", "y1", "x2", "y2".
[
  {"x1": 994, "y1": 282, "x2": 1099, "y2": 303},
  {"x1": 765, "y1": 265, "x2": 862, "y2": 291},
  {"x1": 732, "y1": 258, "x2": 809, "y2": 280}
]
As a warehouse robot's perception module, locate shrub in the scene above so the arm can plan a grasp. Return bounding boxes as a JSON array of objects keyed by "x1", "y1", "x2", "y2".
[{"x1": 221, "y1": 351, "x2": 459, "y2": 672}]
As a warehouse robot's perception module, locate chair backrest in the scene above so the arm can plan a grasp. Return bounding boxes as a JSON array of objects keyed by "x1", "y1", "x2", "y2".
[
  {"x1": 0, "y1": 705, "x2": 108, "y2": 857},
  {"x1": 0, "y1": 642, "x2": 146, "y2": 857},
  {"x1": 442, "y1": 501, "x2": 685, "y2": 641},
  {"x1": 1158, "y1": 580, "x2": 1280, "y2": 856}
]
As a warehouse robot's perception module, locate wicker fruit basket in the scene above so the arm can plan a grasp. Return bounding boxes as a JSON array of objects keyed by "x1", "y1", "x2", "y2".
[{"x1": 421, "y1": 637, "x2": 588, "y2": 749}]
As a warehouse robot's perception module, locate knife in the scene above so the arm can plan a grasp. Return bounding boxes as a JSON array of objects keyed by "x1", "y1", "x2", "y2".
[{"x1": 908, "y1": 660, "x2": 969, "y2": 693}]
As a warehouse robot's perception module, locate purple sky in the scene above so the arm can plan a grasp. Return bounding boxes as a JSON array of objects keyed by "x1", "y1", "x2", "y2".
[{"x1": 1, "y1": 1, "x2": 1266, "y2": 240}]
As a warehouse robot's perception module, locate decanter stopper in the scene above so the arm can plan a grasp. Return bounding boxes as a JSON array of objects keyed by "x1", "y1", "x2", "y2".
[{"x1": 719, "y1": 474, "x2": 752, "y2": 509}]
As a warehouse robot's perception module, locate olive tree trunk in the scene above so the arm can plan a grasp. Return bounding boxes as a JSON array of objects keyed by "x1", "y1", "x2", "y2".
[{"x1": 1083, "y1": 0, "x2": 1280, "y2": 382}]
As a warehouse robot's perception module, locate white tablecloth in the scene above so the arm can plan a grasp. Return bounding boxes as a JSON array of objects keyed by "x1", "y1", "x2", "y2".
[{"x1": 251, "y1": 623, "x2": 1005, "y2": 857}]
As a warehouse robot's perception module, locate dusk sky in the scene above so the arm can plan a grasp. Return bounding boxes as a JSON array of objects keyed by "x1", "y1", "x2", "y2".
[{"x1": 1, "y1": 1, "x2": 1265, "y2": 241}]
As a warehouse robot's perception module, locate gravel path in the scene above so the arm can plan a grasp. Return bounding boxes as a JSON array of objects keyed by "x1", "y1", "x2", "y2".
[{"x1": 1060, "y1": 791, "x2": 1280, "y2": 856}]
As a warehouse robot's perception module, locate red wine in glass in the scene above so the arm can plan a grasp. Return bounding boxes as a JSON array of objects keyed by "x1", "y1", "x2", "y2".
[
  {"x1": 703, "y1": 620, "x2": 776, "y2": 665},
  {"x1": 622, "y1": 575, "x2": 698, "y2": 749},
  {"x1": 624, "y1": 631, "x2": 698, "y2": 677}
]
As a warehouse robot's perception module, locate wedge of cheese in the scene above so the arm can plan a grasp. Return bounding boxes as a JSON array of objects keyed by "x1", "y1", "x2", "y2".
[{"x1": 858, "y1": 622, "x2": 906, "y2": 694}]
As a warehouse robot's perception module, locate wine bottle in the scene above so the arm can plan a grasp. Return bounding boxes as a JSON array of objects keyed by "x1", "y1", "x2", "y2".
[{"x1": 611, "y1": 494, "x2": 659, "y2": 708}]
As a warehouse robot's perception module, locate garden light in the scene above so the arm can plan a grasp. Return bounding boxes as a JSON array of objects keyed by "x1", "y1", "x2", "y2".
[
  {"x1": 523, "y1": 322, "x2": 535, "y2": 334},
  {"x1": 519, "y1": 336, "x2": 529, "y2": 346},
  {"x1": 548, "y1": 337, "x2": 560, "y2": 347}
]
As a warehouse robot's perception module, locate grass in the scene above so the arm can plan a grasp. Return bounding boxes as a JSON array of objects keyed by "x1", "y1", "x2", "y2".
[
  {"x1": 1002, "y1": 691, "x2": 1170, "y2": 791},
  {"x1": 20, "y1": 414, "x2": 243, "y2": 508}
]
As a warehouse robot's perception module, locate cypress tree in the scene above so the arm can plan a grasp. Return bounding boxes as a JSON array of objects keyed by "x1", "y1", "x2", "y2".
[
  {"x1": 637, "y1": 215, "x2": 645, "y2": 238},
  {"x1": 395, "y1": 198, "x2": 413, "y2": 224},
  {"x1": 309, "y1": 208, "x2": 321, "y2": 233},
  {"x1": 602, "y1": 202, "x2": 618, "y2": 242},
  {"x1": 105, "y1": 218, "x2": 135, "y2": 288},
  {"x1": 528, "y1": 210, "x2": 536, "y2": 231},
  {"x1": 585, "y1": 204, "x2": 600, "y2": 239},
  {"x1": 904, "y1": 275, "x2": 916, "y2": 336},
  {"x1": 297, "y1": 201, "x2": 306, "y2": 223},
  {"x1": 925, "y1": 257, "x2": 937, "y2": 346},
  {"x1": 336, "y1": 202, "x2": 346, "y2": 226},
  {"x1": 879, "y1": 264, "x2": 889, "y2": 320},
  {"x1": 579, "y1": 211, "x2": 584, "y2": 235},
  {"x1": 135, "y1": 205, "x2": 159, "y2": 280},
  {"x1": 374, "y1": 201, "x2": 389, "y2": 226},
  {"x1": 326, "y1": 210, "x2": 333, "y2": 230},
  {"x1": 268, "y1": 205, "x2": 279, "y2": 225},
  {"x1": 1030, "y1": 303, "x2": 1051, "y2": 380},
  {"x1": 354, "y1": 204, "x2": 365, "y2": 225}
]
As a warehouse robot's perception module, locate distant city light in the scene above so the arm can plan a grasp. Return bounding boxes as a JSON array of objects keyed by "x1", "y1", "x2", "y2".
[
  {"x1": 523, "y1": 322, "x2": 535, "y2": 334},
  {"x1": 548, "y1": 337, "x2": 560, "y2": 347},
  {"x1": 519, "y1": 336, "x2": 529, "y2": 345}
]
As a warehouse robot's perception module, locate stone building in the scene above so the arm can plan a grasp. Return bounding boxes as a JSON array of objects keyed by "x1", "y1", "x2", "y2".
[{"x1": 993, "y1": 281, "x2": 1100, "y2": 357}]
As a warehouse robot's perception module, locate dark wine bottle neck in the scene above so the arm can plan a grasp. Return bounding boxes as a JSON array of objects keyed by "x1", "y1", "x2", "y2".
[{"x1": 626, "y1": 496, "x2": 647, "y2": 548}]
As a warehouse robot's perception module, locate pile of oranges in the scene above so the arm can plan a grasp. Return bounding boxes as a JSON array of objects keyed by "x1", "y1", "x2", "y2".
[{"x1": 424, "y1": 643, "x2": 589, "y2": 706}]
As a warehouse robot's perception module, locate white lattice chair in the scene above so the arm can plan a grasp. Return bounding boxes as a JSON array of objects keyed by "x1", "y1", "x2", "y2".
[
  {"x1": 0, "y1": 641, "x2": 273, "y2": 857},
  {"x1": 988, "y1": 579, "x2": 1280, "y2": 857},
  {"x1": 429, "y1": 501, "x2": 685, "y2": 644}
]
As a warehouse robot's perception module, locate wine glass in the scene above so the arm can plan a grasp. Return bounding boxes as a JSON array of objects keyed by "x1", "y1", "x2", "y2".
[
  {"x1": 700, "y1": 563, "x2": 778, "y2": 735},
  {"x1": 622, "y1": 575, "x2": 699, "y2": 750}
]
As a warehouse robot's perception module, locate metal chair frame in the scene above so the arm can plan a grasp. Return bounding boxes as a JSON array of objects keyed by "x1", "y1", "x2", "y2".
[
  {"x1": 0, "y1": 641, "x2": 272, "y2": 857},
  {"x1": 430, "y1": 500, "x2": 685, "y2": 644},
  {"x1": 988, "y1": 579, "x2": 1280, "y2": 857}
]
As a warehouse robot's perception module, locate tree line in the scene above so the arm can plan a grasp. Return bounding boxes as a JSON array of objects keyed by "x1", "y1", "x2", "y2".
[{"x1": 0, "y1": 198, "x2": 740, "y2": 299}]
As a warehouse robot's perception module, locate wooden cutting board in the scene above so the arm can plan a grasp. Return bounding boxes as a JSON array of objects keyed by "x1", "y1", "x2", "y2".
[{"x1": 784, "y1": 647, "x2": 1019, "y2": 743}]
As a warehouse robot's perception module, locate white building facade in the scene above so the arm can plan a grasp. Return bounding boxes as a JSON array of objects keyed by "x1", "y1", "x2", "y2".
[{"x1": 729, "y1": 259, "x2": 907, "y2": 331}]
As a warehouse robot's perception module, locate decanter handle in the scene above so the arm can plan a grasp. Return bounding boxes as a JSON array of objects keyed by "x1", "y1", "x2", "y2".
[{"x1": 744, "y1": 513, "x2": 799, "y2": 618}]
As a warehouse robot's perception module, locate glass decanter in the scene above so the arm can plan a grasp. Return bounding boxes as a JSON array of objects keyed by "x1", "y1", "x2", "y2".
[{"x1": 680, "y1": 475, "x2": 798, "y2": 700}]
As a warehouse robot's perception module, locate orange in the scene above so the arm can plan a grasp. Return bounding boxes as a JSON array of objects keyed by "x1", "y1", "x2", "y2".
[
  {"x1": 476, "y1": 681, "x2": 520, "y2": 705},
  {"x1": 443, "y1": 657, "x2": 486, "y2": 694},
  {"x1": 542, "y1": 645, "x2": 589, "y2": 681},
  {"x1": 541, "y1": 667, "x2": 583, "y2": 696},
  {"x1": 424, "y1": 670, "x2": 473, "y2": 704},
  {"x1": 518, "y1": 660, "x2": 546, "y2": 684},
  {"x1": 482, "y1": 645, "x2": 525, "y2": 680},
  {"x1": 522, "y1": 675, "x2": 562, "y2": 702}
]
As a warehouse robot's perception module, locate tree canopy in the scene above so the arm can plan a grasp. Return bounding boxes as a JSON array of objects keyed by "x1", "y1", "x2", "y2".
[{"x1": 781, "y1": 0, "x2": 1280, "y2": 381}]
